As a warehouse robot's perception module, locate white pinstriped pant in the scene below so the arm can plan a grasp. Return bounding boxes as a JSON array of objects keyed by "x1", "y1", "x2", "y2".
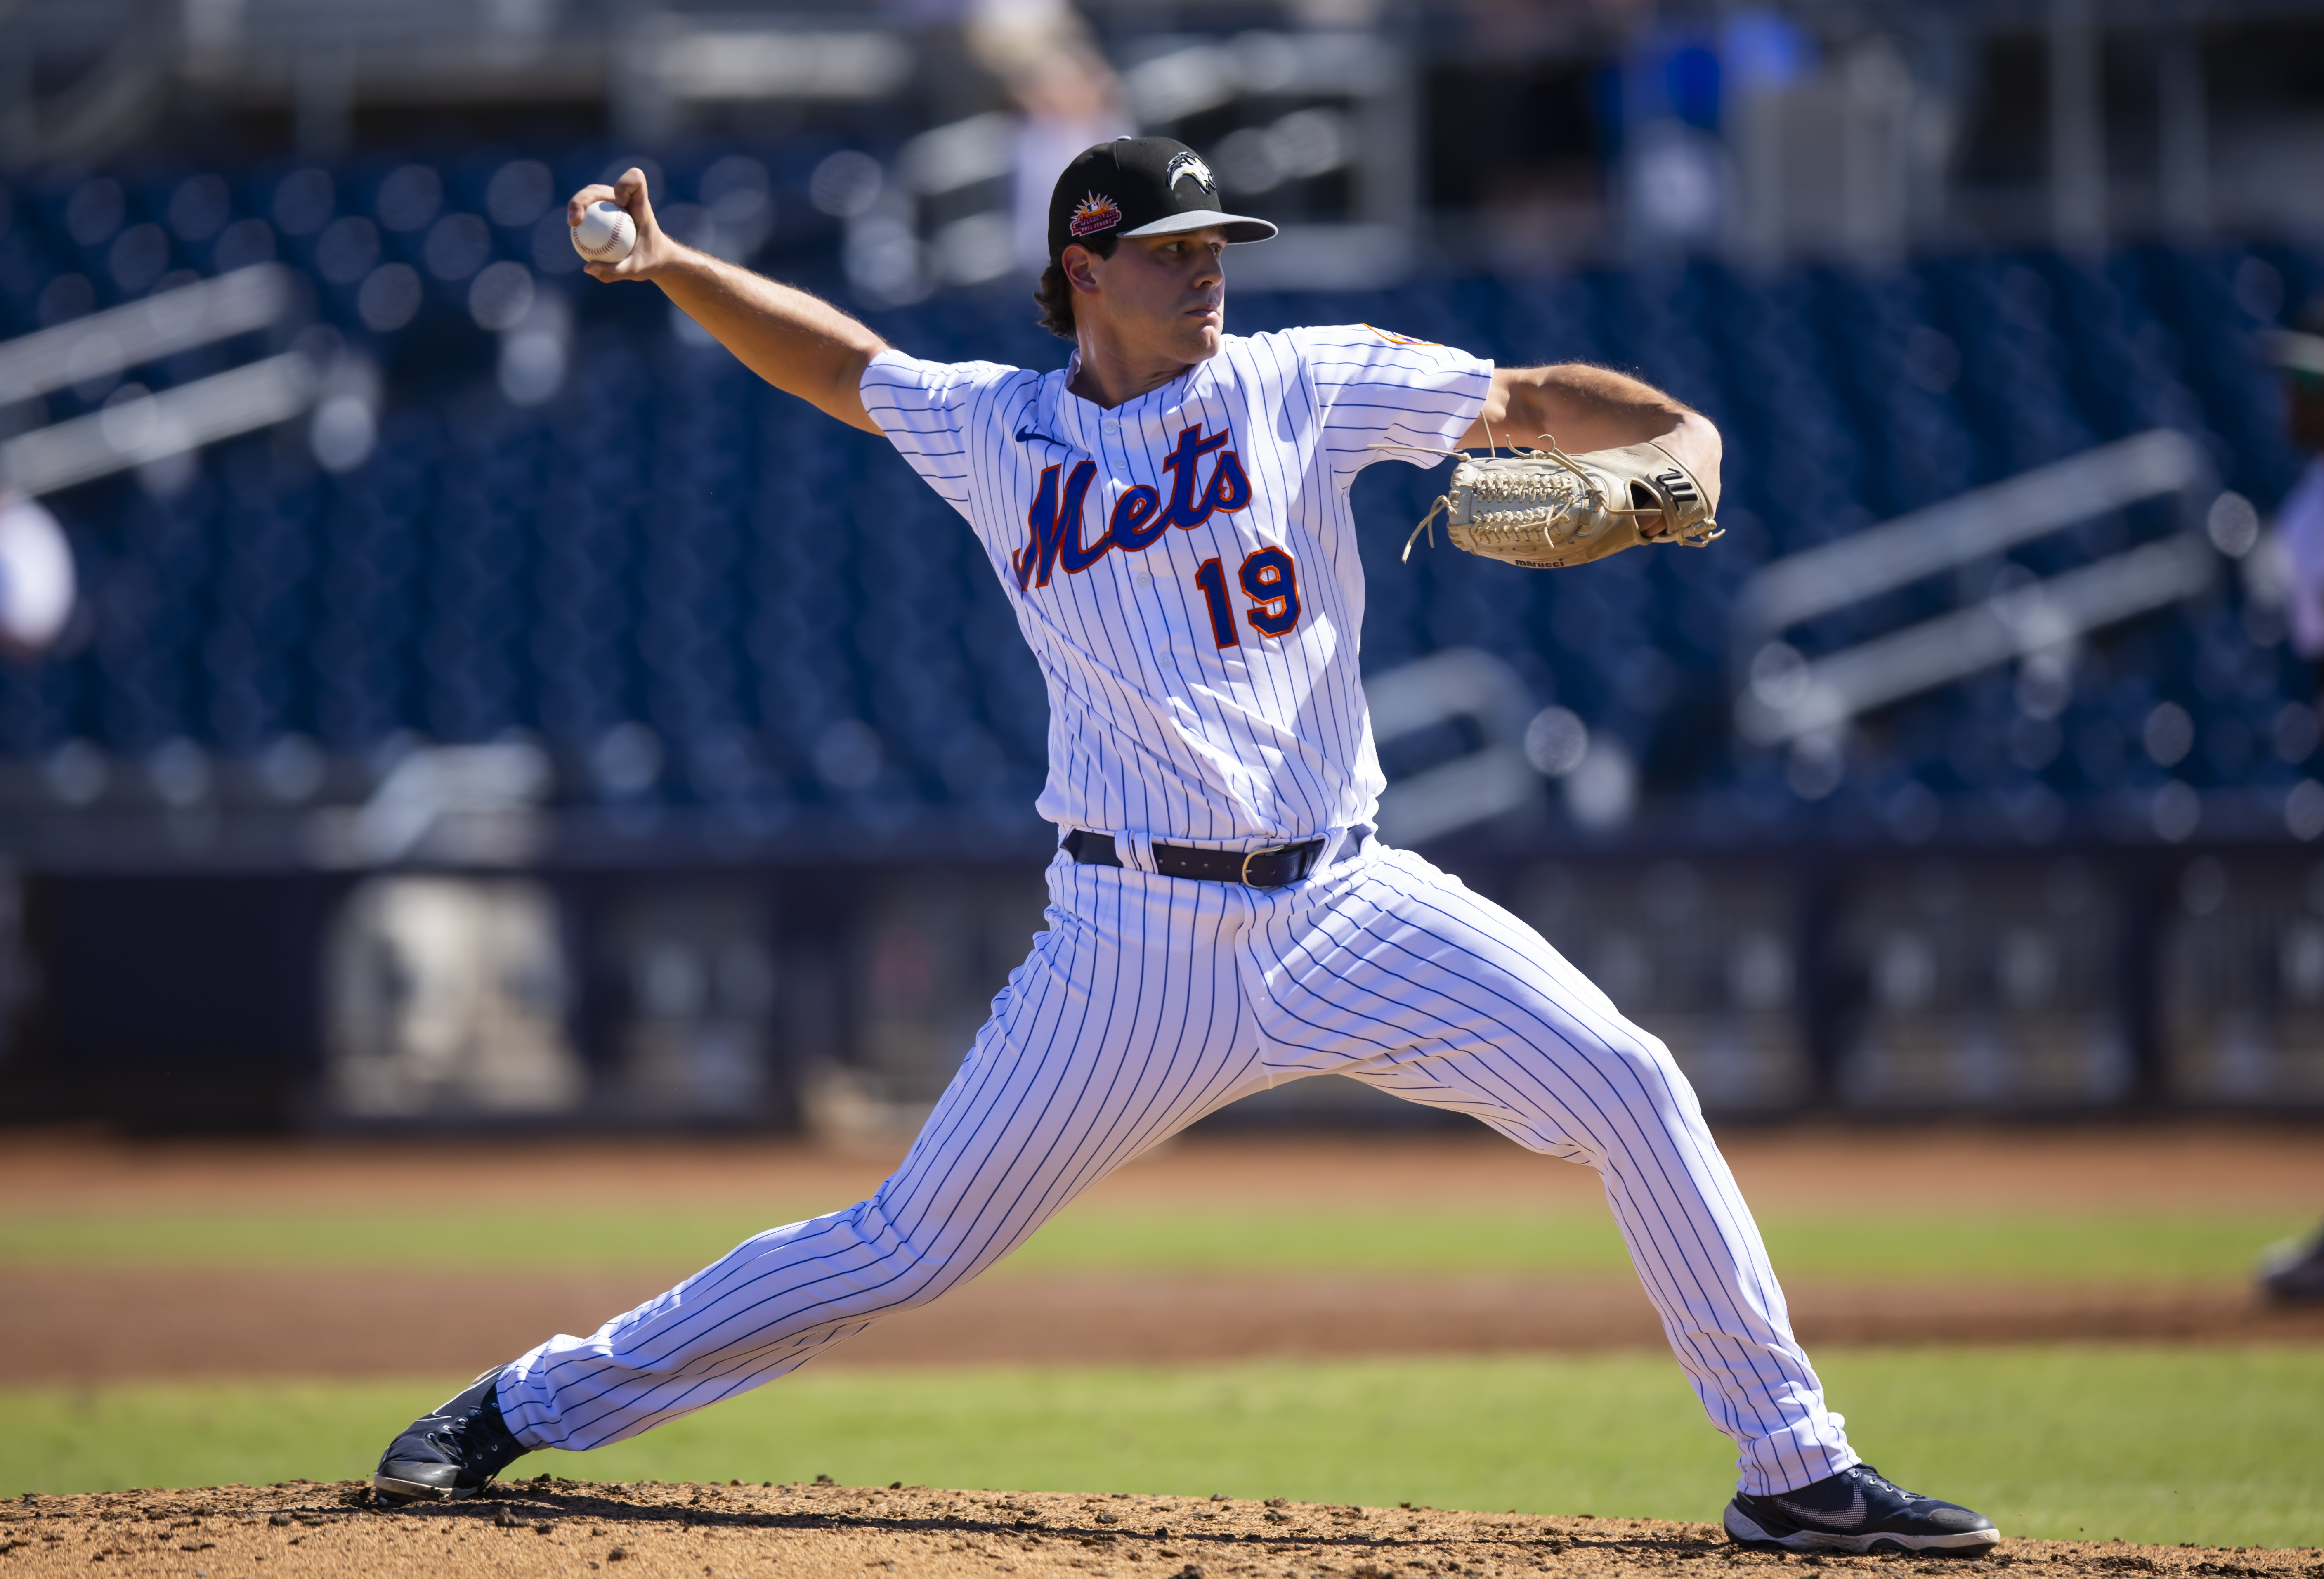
[{"x1": 498, "y1": 839, "x2": 1858, "y2": 1497}]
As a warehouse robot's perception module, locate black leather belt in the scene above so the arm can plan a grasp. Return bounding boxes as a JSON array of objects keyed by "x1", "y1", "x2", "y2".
[{"x1": 1063, "y1": 828, "x2": 1329, "y2": 889}]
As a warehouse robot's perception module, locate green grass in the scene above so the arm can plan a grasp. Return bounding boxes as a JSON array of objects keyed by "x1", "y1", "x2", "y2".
[
  {"x1": 0, "y1": 1206, "x2": 2305, "y2": 1285},
  {"x1": 5, "y1": 1348, "x2": 2319, "y2": 1548}
]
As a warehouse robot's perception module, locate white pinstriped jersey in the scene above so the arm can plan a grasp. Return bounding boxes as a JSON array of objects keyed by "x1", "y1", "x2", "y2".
[{"x1": 861, "y1": 326, "x2": 1493, "y2": 845}]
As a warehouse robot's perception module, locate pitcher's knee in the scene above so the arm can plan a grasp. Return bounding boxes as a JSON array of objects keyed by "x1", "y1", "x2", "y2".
[
  {"x1": 1540, "y1": 1019, "x2": 1705, "y2": 1125},
  {"x1": 836, "y1": 1199, "x2": 1006, "y2": 1314},
  {"x1": 1458, "y1": 1021, "x2": 1703, "y2": 1161},
  {"x1": 1615, "y1": 1030, "x2": 1704, "y2": 1113}
]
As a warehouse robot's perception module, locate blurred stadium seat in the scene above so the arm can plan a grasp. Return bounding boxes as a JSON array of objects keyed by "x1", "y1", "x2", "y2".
[{"x1": 3, "y1": 146, "x2": 2319, "y2": 851}]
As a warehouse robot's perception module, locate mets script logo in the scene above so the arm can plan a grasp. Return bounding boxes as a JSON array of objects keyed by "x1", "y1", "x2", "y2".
[
  {"x1": 1166, "y1": 151, "x2": 1216, "y2": 193},
  {"x1": 1014, "y1": 423, "x2": 1252, "y2": 590},
  {"x1": 1069, "y1": 192, "x2": 1123, "y2": 238}
]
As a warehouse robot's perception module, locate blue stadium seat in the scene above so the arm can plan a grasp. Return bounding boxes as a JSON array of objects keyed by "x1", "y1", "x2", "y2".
[{"x1": 5, "y1": 144, "x2": 2316, "y2": 827}]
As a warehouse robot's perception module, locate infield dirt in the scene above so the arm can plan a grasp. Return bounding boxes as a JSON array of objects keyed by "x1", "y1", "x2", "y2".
[
  {"x1": 5, "y1": 1481, "x2": 2317, "y2": 1579},
  {"x1": 9, "y1": 1263, "x2": 2321, "y2": 1384}
]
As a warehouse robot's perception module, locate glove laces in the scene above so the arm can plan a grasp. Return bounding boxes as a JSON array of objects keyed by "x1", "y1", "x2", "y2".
[{"x1": 1368, "y1": 429, "x2": 1659, "y2": 562}]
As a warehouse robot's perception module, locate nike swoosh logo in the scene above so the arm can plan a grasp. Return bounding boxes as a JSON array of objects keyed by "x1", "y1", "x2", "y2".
[
  {"x1": 1015, "y1": 428, "x2": 1063, "y2": 445},
  {"x1": 1775, "y1": 1484, "x2": 1868, "y2": 1531}
]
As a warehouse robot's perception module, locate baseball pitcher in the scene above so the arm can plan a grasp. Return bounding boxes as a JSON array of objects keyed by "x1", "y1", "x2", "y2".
[{"x1": 372, "y1": 137, "x2": 1998, "y2": 1557}]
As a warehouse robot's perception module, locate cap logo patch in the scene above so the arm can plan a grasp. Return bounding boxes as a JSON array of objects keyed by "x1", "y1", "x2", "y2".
[
  {"x1": 1166, "y1": 151, "x2": 1216, "y2": 193},
  {"x1": 1068, "y1": 191, "x2": 1123, "y2": 238}
]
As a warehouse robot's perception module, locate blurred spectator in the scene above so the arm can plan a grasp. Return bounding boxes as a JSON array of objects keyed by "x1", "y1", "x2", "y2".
[
  {"x1": 0, "y1": 492, "x2": 74, "y2": 659},
  {"x1": 2265, "y1": 297, "x2": 2324, "y2": 688},
  {"x1": 963, "y1": 0, "x2": 1136, "y2": 271}
]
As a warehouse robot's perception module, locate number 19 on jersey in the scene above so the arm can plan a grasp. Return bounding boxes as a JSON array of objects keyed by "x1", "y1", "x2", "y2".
[{"x1": 1193, "y1": 548, "x2": 1301, "y2": 648}]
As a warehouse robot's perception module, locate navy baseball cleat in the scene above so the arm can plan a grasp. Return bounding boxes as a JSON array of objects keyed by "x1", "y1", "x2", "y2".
[
  {"x1": 373, "y1": 1368, "x2": 529, "y2": 1503},
  {"x1": 1724, "y1": 1464, "x2": 1999, "y2": 1556}
]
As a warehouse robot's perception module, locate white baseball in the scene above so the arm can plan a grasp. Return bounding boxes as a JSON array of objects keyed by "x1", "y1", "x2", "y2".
[{"x1": 572, "y1": 200, "x2": 636, "y2": 264}]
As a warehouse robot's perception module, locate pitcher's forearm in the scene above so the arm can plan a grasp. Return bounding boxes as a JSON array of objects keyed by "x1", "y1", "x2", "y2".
[
  {"x1": 654, "y1": 250, "x2": 888, "y2": 433},
  {"x1": 1478, "y1": 364, "x2": 1683, "y2": 451},
  {"x1": 1470, "y1": 363, "x2": 1720, "y2": 506}
]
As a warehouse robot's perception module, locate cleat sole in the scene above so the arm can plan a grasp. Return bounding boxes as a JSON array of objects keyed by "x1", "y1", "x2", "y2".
[
  {"x1": 373, "y1": 1471, "x2": 472, "y2": 1503},
  {"x1": 1724, "y1": 1502, "x2": 1998, "y2": 1557}
]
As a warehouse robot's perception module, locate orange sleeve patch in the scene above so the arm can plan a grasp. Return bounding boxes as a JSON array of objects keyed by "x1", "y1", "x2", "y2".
[{"x1": 1363, "y1": 324, "x2": 1441, "y2": 347}]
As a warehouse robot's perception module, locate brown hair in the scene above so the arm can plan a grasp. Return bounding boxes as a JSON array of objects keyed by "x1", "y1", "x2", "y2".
[{"x1": 1034, "y1": 235, "x2": 1117, "y2": 339}]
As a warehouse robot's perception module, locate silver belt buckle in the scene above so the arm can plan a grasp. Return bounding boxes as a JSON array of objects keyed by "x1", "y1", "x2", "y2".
[{"x1": 1240, "y1": 842, "x2": 1293, "y2": 886}]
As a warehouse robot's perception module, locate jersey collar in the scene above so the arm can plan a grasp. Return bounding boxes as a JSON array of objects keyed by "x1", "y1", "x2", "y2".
[{"x1": 1047, "y1": 348, "x2": 1215, "y2": 451}]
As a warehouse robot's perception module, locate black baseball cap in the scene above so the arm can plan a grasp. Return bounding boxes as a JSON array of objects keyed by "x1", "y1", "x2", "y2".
[{"x1": 1046, "y1": 137, "x2": 1278, "y2": 263}]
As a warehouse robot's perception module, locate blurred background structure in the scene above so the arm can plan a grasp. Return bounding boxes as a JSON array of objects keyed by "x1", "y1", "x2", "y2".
[{"x1": 2, "y1": 0, "x2": 2324, "y2": 1131}]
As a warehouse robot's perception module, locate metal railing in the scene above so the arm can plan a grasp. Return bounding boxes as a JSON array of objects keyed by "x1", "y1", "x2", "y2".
[{"x1": 1732, "y1": 429, "x2": 2220, "y2": 746}]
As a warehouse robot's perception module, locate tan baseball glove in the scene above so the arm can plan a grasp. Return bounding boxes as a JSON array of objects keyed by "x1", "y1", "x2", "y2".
[{"x1": 1401, "y1": 438, "x2": 1722, "y2": 570}]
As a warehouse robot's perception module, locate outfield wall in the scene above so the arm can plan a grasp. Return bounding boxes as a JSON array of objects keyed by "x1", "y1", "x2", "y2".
[{"x1": 3, "y1": 838, "x2": 2321, "y2": 1132}]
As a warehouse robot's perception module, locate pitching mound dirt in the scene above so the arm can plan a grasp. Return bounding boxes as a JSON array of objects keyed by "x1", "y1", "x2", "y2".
[{"x1": 2, "y1": 1482, "x2": 2314, "y2": 1579}]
